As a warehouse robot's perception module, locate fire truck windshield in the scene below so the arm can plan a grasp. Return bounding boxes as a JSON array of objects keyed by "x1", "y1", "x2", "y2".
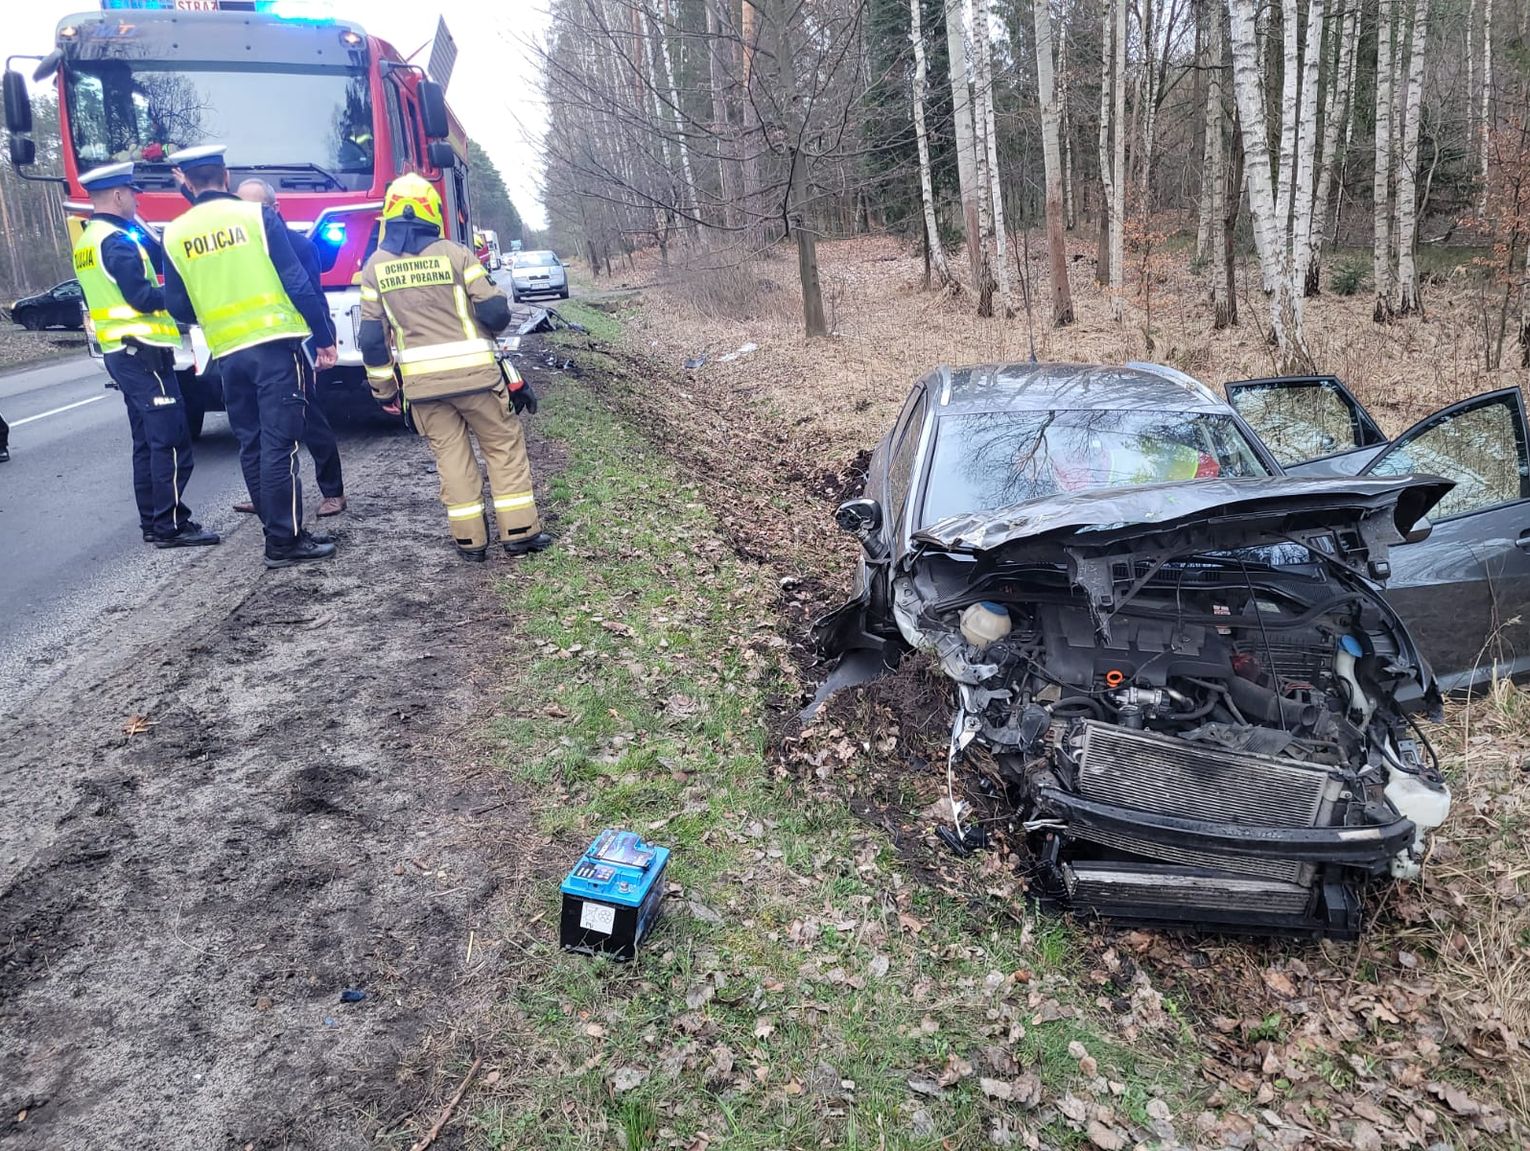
[{"x1": 65, "y1": 62, "x2": 375, "y2": 190}]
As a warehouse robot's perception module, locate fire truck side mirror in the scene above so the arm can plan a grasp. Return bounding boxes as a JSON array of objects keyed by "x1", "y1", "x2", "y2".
[
  {"x1": 9, "y1": 135, "x2": 35, "y2": 168},
  {"x1": 427, "y1": 141, "x2": 456, "y2": 170},
  {"x1": 418, "y1": 80, "x2": 449, "y2": 140},
  {"x1": 4, "y1": 71, "x2": 33, "y2": 136}
]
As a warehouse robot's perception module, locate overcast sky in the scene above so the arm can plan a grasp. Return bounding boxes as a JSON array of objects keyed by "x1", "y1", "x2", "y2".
[{"x1": 0, "y1": 1, "x2": 552, "y2": 228}]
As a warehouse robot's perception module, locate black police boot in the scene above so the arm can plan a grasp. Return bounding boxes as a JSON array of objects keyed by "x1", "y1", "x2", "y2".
[
  {"x1": 0, "y1": 446, "x2": 9, "y2": 463},
  {"x1": 503, "y1": 532, "x2": 555, "y2": 557},
  {"x1": 264, "y1": 532, "x2": 337, "y2": 569},
  {"x1": 457, "y1": 545, "x2": 489, "y2": 563},
  {"x1": 153, "y1": 521, "x2": 221, "y2": 549}
]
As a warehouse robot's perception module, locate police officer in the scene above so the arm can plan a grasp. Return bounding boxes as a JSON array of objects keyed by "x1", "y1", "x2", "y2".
[
  {"x1": 358, "y1": 174, "x2": 551, "y2": 561},
  {"x1": 162, "y1": 146, "x2": 337, "y2": 568},
  {"x1": 74, "y1": 162, "x2": 218, "y2": 548},
  {"x1": 234, "y1": 177, "x2": 347, "y2": 518}
]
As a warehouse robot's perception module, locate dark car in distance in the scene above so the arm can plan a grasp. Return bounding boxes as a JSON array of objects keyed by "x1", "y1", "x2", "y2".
[
  {"x1": 8, "y1": 280, "x2": 86, "y2": 331},
  {"x1": 814, "y1": 362, "x2": 1529, "y2": 937}
]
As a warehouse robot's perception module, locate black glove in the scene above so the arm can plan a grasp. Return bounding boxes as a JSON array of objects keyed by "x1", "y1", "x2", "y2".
[{"x1": 510, "y1": 379, "x2": 538, "y2": 416}]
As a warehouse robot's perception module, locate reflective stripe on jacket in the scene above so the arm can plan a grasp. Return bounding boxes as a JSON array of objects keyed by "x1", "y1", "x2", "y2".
[
  {"x1": 162, "y1": 199, "x2": 308, "y2": 358},
  {"x1": 358, "y1": 239, "x2": 504, "y2": 403}
]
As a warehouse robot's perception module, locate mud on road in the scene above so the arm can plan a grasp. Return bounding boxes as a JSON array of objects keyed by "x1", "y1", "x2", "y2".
[{"x1": 0, "y1": 401, "x2": 557, "y2": 1150}]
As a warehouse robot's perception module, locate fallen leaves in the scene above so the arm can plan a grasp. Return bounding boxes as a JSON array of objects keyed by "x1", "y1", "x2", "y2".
[
  {"x1": 122, "y1": 714, "x2": 155, "y2": 736},
  {"x1": 610, "y1": 1066, "x2": 646, "y2": 1093}
]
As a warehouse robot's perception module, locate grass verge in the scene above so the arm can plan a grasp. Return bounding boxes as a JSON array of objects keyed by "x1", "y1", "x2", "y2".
[{"x1": 469, "y1": 372, "x2": 1199, "y2": 1149}]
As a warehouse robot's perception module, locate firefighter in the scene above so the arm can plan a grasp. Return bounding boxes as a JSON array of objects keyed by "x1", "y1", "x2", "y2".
[
  {"x1": 358, "y1": 174, "x2": 552, "y2": 561},
  {"x1": 162, "y1": 146, "x2": 338, "y2": 569},
  {"x1": 74, "y1": 161, "x2": 218, "y2": 548}
]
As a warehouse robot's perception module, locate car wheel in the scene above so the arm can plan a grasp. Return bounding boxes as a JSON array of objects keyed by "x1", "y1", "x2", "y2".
[
  {"x1": 19, "y1": 311, "x2": 42, "y2": 331},
  {"x1": 510, "y1": 290, "x2": 520, "y2": 303},
  {"x1": 558, "y1": 288, "x2": 569, "y2": 300}
]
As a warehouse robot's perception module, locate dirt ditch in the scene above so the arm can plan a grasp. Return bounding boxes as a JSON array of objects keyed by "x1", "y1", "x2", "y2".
[
  {"x1": 563, "y1": 307, "x2": 1527, "y2": 1146},
  {"x1": 0, "y1": 388, "x2": 562, "y2": 1150}
]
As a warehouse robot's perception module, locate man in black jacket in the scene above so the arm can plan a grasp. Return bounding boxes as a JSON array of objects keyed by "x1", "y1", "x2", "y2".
[
  {"x1": 163, "y1": 145, "x2": 337, "y2": 568},
  {"x1": 234, "y1": 178, "x2": 346, "y2": 517}
]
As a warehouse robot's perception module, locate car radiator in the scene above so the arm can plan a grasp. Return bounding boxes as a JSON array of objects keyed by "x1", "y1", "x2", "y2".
[
  {"x1": 1063, "y1": 862, "x2": 1315, "y2": 916},
  {"x1": 1073, "y1": 721, "x2": 1343, "y2": 884}
]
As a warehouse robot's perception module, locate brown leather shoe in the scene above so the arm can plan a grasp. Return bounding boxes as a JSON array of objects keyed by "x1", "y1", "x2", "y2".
[
  {"x1": 318, "y1": 495, "x2": 347, "y2": 517},
  {"x1": 233, "y1": 501, "x2": 256, "y2": 514}
]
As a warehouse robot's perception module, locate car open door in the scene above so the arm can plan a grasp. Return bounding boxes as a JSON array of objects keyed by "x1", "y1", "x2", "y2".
[
  {"x1": 1363, "y1": 387, "x2": 1530, "y2": 690},
  {"x1": 1225, "y1": 376, "x2": 1389, "y2": 475}
]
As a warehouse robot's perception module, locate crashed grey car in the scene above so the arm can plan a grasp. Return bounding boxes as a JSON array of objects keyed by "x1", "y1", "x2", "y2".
[{"x1": 811, "y1": 363, "x2": 1530, "y2": 937}]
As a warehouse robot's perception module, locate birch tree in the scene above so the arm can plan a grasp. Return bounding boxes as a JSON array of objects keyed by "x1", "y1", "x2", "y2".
[
  {"x1": 1034, "y1": 0, "x2": 1075, "y2": 324},
  {"x1": 1201, "y1": 7, "x2": 1231, "y2": 325},
  {"x1": 1395, "y1": 0, "x2": 1430, "y2": 314},
  {"x1": 1480, "y1": 0, "x2": 1492, "y2": 200},
  {"x1": 970, "y1": 0, "x2": 1012, "y2": 317},
  {"x1": 1374, "y1": 0, "x2": 1397, "y2": 320},
  {"x1": 946, "y1": 0, "x2": 982, "y2": 279},
  {"x1": 1289, "y1": 0, "x2": 1326, "y2": 310},
  {"x1": 1110, "y1": 0, "x2": 1127, "y2": 319},
  {"x1": 1308, "y1": 0, "x2": 1360, "y2": 292},
  {"x1": 1196, "y1": 0, "x2": 1221, "y2": 264},
  {"x1": 1096, "y1": 0, "x2": 1115, "y2": 285},
  {"x1": 911, "y1": 0, "x2": 956, "y2": 290},
  {"x1": 1227, "y1": 0, "x2": 1294, "y2": 362}
]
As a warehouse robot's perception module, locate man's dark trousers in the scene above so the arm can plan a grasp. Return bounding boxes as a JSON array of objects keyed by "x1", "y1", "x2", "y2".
[
  {"x1": 297, "y1": 352, "x2": 344, "y2": 499},
  {"x1": 219, "y1": 338, "x2": 308, "y2": 547},
  {"x1": 108, "y1": 344, "x2": 194, "y2": 538}
]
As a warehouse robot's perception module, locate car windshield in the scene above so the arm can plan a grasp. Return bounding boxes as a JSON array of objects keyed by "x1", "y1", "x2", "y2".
[
  {"x1": 921, "y1": 409, "x2": 1272, "y2": 526},
  {"x1": 65, "y1": 62, "x2": 374, "y2": 190},
  {"x1": 516, "y1": 251, "x2": 559, "y2": 267}
]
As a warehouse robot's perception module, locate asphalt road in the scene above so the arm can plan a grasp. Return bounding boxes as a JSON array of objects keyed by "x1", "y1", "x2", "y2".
[
  {"x1": 0, "y1": 268, "x2": 548, "y2": 694},
  {"x1": 0, "y1": 353, "x2": 388, "y2": 692}
]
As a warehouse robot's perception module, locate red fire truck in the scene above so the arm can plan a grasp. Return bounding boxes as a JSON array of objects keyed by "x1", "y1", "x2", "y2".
[{"x1": 3, "y1": 2, "x2": 475, "y2": 438}]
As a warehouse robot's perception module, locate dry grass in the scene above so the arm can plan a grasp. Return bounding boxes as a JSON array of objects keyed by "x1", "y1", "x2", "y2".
[{"x1": 605, "y1": 230, "x2": 1527, "y2": 452}]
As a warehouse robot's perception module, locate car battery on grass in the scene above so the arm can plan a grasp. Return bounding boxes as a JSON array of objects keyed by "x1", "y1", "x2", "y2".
[{"x1": 559, "y1": 829, "x2": 670, "y2": 960}]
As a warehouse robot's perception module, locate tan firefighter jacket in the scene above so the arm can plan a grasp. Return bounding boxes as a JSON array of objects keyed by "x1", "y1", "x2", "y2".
[{"x1": 359, "y1": 238, "x2": 505, "y2": 403}]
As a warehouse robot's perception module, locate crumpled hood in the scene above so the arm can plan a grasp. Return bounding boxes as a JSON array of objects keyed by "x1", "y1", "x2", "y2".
[{"x1": 913, "y1": 475, "x2": 1453, "y2": 556}]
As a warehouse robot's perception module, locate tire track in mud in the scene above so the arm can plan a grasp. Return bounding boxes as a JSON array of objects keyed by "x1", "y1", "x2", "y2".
[{"x1": 0, "y1": 403, "x2": 561, "y2": 1151}]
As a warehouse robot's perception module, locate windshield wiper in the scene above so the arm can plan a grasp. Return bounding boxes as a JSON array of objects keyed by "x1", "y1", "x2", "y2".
[{"x1": 240, "y1": 163, "x2": 345, "y2": 191}]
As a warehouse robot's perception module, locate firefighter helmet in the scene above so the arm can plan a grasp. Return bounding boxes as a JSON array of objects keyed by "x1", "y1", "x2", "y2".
[{"x1": 382, "y1": 174, "x2": 444, "y2": 232}]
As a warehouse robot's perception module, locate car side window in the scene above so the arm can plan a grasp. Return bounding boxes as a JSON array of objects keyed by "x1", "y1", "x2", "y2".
[
  {"x1": 1367, "y1": 392, "x2": 1530, "y2": 519},
  {"x1": 56, "y1": 283, "x2": 82, "y2": 300},
  {"x1": 886, "y1": 389, "x2": 929, "y2": 533},
  {"x1": 1226, "y1": 379, "x2": 1379, "y2": 466}
]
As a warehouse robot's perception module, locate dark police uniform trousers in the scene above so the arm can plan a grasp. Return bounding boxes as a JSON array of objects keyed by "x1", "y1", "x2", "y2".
[
  {"x1": 297, "y1": 345, "x2": 343, "y2": 499},
  {"x1": 109, "y1": 343, "x2": 194, "y2": 538},
  {"x1": 219, "y1": 338, "x2": 308, "y2": 546}
]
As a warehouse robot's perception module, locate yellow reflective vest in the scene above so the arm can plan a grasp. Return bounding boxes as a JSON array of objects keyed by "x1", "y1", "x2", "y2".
[
  {"x1": 162, "y1": 198, "x2": 308, "y2": 358},
  {"x1": 71, "y1": 219, "x2": 180, "y2": 354}
]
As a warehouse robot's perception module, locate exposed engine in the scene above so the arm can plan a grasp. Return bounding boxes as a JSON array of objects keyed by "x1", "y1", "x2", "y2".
[{"x1": 895, "y1": 559, "x2": 1452, "y2": 937}]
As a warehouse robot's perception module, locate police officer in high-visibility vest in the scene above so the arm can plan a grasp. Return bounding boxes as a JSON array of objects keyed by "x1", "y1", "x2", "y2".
[
  {"x1": 358, "y1": 174, "x2": 552, "y2": 561},
  {"x1": 74, "y1": 162, "x2": 218, "y2": 548},
  {"x1": 162, "y1": 145, "x2": 338, "y2": 569}
]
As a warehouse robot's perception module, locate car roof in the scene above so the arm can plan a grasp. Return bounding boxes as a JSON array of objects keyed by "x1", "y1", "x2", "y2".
[{"x1": 931, "y1": 362, "x2": 1229, "y2": 415}]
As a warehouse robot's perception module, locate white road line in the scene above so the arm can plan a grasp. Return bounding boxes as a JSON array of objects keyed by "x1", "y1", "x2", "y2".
[{"x1": 11, "y1": 394, "x2": 110, "y2": 427}]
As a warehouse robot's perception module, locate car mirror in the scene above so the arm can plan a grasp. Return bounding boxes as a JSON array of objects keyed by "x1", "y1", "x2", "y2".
[
  {"x1": 836, "y1": 498, "x2": 883, "y2": 539},
  {"x1": 1402, "y1": 516, "x2": 1432, "y2": 545}
]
